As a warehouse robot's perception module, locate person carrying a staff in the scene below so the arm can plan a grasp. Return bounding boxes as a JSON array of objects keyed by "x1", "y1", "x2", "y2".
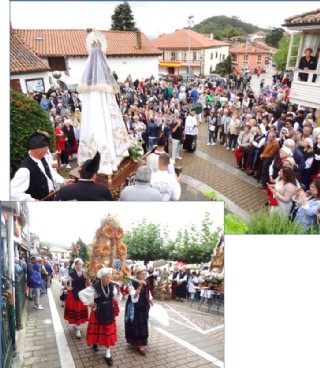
[{"x1": 125, "y1": 267, "x2": 153, "y2": 356}]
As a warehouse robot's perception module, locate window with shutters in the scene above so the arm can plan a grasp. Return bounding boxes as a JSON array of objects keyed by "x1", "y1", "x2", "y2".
[{"x1": 47, "y1": 57, "x2": 67, "y2": 71}]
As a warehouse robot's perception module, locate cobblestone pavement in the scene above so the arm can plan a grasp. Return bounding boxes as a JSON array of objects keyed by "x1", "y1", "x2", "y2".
[
  {"x1": 178, "y1": 124, "x2": 267, "y2": 213},
  {"x1": 14, "y1": 278, "x2": 224, "y2": 368}
]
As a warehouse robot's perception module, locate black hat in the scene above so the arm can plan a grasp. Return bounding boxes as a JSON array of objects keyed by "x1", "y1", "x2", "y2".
[
  {"x1": 80, "y1": 152, "x2": 100, "y2": 176},
  {"x1": 28, "y1": 132, "x2": 50, "y2": 150}
]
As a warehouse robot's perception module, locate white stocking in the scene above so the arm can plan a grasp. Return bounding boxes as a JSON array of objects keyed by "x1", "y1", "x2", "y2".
[{"x1": 105, "y1": 348, "x2": 111, "y2": 358}]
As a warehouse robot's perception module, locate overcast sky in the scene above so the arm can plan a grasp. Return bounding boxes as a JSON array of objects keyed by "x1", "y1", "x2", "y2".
[
  {"x1": 10, "y1": 1, "x2": 318, "y2": 39},
  {"x1": 27, "y1": 202, "x2": 224, "y2": 247}
]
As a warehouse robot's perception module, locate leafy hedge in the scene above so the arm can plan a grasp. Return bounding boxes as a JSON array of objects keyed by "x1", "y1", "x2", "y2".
[
  {"x1": 10, "y1": 90, "x2": 55, "y2": 176},
  {"x1": 247, "y1": 210, "x2": 318, "y2": 235}
]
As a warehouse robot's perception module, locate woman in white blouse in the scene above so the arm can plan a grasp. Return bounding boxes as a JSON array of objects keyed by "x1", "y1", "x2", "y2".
[
  {"x1": 124, "y1": 267, "x2": 153, "y2": 356},
  {"x1": 267, "y1": 167, "x2": 298, "y2": 215},
  {"x1": 79, "y1": 268, "x2": 120, "y2": 367}
]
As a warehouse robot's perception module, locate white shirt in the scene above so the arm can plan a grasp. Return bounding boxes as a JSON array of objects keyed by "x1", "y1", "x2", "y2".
[
  {"x1": 10, "y1": 155, "x2": 65, "y2": 201},
  {"x1": 146, "y1": 151, "x2": 175, "y2": 175},
  {"x1": 58, "y1": 266, "x2": 70, "y2": 282},
  {"x1": 184, "y1": 114, "x2": 198, "y2": 135},
  {"x1": 128, "y1": 283, "x2": 153, "y2": 303},
  {"x1": 150, "y1": 170, "x2": 181, "y2": 201},
  {"x1": 79, "y1": 284, "x2": 118, "y2": 305}
]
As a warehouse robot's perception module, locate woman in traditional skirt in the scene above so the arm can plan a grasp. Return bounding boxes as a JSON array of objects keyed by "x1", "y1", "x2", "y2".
[
  {"x1": 79, "y1": 268, "x2": 119, "y2": 367},
  {"x1": 63, "y1": 258, "x2": 89, "y2": 338},
  {"x1": 170, "y1": 266, "x2": 179, "y2": 299},
  {"x1": 175, "y1": 268, "x2": 188, "y2": 302},
  {"x1": 125, "y1": 267, "x2": 153, "y2": 356}
]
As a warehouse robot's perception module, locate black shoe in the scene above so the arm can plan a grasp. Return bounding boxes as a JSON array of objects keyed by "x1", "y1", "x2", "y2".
[
  {"x1": 104, "y1": 357, "x2": 113, "y2": 366},
  {"x1": 92, "y1": 344, "x2": 99, "y2": 352}
]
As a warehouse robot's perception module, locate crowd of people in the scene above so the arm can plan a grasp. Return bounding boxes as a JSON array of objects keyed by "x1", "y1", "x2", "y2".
[
  {"x1": 112, "y1": 65, "x2": 319, "y2": 229},
  {"x1": 10, "y1": 56, "x2": 320, "y2": 226},
  {"x1": 16, "y1": 248, "x2": 219, "y2": 367}
]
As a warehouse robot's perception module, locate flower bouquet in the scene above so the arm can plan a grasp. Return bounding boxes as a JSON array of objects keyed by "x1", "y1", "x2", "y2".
[{"x1": 128, "y1": 136, "x2": 143, "y2": 160}]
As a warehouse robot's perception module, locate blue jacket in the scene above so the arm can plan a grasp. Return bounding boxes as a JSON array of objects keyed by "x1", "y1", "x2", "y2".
[
  {"x1": 30, "y1": 263, "x2": 43, "y2": 288},
  {"x1": 293, "y1": 148, "x2": 305, "y2": 179},
  {"x1": 294, "y1": 197, "x2": 320, "y2": 230}
]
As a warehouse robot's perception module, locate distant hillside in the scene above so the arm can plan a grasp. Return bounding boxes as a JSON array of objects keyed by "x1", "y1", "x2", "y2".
[{"x1": 192, "y1": 15, "x2": 270, "y2": 40}]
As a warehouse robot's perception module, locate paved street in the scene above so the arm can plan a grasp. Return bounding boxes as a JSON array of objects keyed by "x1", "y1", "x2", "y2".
[{"x1": 13, "y1": 278, "x2": 224, "y2": 368}]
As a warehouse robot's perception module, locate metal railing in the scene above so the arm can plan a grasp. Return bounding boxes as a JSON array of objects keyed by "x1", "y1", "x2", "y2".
[
  {"x1": 1, "y1": 295, "x2": 14, "y2": 368},
  {"x1": 15, "y1": 270, "x2": 26, "y2": 330}
]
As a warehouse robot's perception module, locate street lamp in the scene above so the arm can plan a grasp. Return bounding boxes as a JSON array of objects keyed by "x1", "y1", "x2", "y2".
[{"x1": 187, "y1": 15, "x2": 194, "y2": 80}]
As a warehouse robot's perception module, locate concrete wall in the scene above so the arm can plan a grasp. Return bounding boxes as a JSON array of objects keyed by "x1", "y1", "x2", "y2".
[{"x1": 204, "y1": 46, "x2": 230, "y2": 75}]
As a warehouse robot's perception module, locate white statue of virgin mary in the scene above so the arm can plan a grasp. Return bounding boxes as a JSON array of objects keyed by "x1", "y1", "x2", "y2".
[{"x1": 77, "y1": 30, "x2": 130, "y2": 175}]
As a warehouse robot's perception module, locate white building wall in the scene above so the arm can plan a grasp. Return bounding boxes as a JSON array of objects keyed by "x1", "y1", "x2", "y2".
[
  {"x1": 106, "y1": 56, "x2": 159, "y2": 82},
  {"x1": 203, "y1": 46, "x2": 230, "y2": 75},
  {"x1": 10, "y1": 71, "x2": 51, "y2": 94},
  {"x1": 49, "y1": 56, "x2": 160, "y2": 84}
]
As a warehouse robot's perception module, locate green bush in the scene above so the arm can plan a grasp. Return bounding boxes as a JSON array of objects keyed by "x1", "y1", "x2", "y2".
[
  {"x1": 10, "y1": 90, "x2": 55, "y2": 176},
  {"x1": 225, "y1": 213, "x2": 248, "y2": 234},
  {"x1": 246, "y1": 210, "x2": 307, "y2": 234}
]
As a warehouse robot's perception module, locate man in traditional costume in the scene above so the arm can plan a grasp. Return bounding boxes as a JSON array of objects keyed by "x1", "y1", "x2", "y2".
[
  {"x1": 11, "y1": 132, "x2": 73, "y2": 201},
  {"x1": 54, "y1": 152, "x2": 113, "y2": 201},
  {"x1": 62, "y1": 258, "x2": 89, "y2": 338},
  {"x1": 79, "y1": 268, "x2": 119, "y2": 367}
]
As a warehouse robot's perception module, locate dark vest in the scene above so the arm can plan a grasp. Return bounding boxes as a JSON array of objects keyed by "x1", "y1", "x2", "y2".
[
  {"x1": 19, "y1": 156, "x2": 53, "y2": 200},
  {"x1": 70, "y1": 271, "x2": 86, "y2": 301},
  {"x1": 93, "y1": 281, "x2": 114, "y2": 325}
]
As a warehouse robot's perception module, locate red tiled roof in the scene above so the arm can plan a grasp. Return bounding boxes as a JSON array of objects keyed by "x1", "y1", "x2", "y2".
[
  {"x1": 152, "y1": 29, "x2": 230, "y2": 50},
  {"x1": 12, "y1": 29, "x2": 162, "y2": 57},
  {"x1": 230, "y1": 44, "x2": 268, "y2": 54},
  {"x1": 284, "y1": 9, "x2": 320, "y2": 25},
  {"x1": 252, "y1": 40, "x2": 272, "y2": 51},
  {"x1": 10, "y1": 32, "x2": 51, "y2": 74}
]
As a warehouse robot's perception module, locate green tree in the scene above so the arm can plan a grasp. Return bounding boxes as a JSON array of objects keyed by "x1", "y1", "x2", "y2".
[
  {"x1": 215, "y1": 54, "x2": 232, "y2": 75},
  {"x1": 123, "y1": 219, "x2": 168, "y2": 263},
  {"x1": 272, "y1": 35, "x2": 290, "y2": 71},
  {"x1": 10, "y1": 90, "x2": 55, "y2": 177},
  {"x1": 170, "y1": 213, "x2": 221, "y2": 263},
  {"x1": 193, "y1": 15, "x2": 268, "y2": 38},
  {"x1": 76, "y1": 238, "x2": 89, "y2": 264},
  {"x1": 265, "y1": 27, "x2": 285, "y2": 48},
  {"x1": 111, "y1": 1, "x2": 137, "y2": 31}
]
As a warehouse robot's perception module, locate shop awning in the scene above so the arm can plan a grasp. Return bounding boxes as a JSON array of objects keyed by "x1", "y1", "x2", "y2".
[{"x1": 159, "y1": 62, "x2": 181, "y2": 67}]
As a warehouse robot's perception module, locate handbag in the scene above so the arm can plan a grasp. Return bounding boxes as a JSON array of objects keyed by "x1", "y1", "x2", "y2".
[{"x1": 241, "y1": 146, "x2": 249, "y2": 154}]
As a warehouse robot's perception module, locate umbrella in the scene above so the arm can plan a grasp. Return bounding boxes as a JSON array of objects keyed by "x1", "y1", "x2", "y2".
[
  {"x1": 77, "y1": 30, "x2": 130, "y2": 175},
  {"x1": 174, "y1": 262, "x2": 186, "y2": 268},
  {"x1": 153, "y1": 259, "x2": 168, "y2": 268}
]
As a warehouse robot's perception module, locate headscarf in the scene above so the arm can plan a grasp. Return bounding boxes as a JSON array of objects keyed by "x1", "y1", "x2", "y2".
[{"x1": 97, "y1": 267, "x2": 113, "y2": 279}]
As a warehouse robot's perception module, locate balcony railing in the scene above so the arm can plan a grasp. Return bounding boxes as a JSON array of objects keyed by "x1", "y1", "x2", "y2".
[
  {"x1": 161, "y1": 57, "x2": 201, "y2": 64},
  {"x1": 289, "y1": 70, "x2": 320, "y2": 108}
]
